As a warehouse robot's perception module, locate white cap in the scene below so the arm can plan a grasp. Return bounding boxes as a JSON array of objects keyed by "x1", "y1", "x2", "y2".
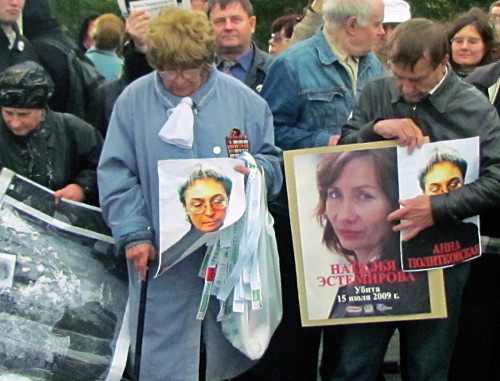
[{"x1": 383, "y1": 0, "x2": 411, "y2": 24}]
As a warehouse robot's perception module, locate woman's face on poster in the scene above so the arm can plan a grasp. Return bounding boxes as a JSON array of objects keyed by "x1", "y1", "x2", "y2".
[
  {"x1": 423, "y1": 161, "x2": 464, "y2": 195},
  {"x1": 184, "y1": 178, "x2": 228, "y2": 232},
  {"x1": 325, "y1": 157, "x2": 393, "y2": 256}
]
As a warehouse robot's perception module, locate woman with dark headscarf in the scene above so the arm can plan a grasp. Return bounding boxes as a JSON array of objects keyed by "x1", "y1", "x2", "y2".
[{"x1": 0, "y1": 61, "x2": 103, "y2": 205}]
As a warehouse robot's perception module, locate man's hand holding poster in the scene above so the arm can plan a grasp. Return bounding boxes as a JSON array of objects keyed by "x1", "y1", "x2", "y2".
[
  {"x1": 284, "y1": 141, "x2": 447, "y2": 326},
  {"x1": 398, "y1": 137, "x2": 481, "y2": 271}
]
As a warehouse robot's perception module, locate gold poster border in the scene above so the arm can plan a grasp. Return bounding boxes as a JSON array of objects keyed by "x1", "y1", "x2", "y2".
[{"x1": 284, "y1": 140, "x2": 447, "y2": 326}]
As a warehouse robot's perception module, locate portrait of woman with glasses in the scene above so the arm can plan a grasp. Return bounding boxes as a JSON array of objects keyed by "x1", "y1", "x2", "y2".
[
  {"x1": 178, "y1": 165, "x2": 232, "y2": 233},
  {"x1": 156, "y1": 159, "x2": 246, "y2": 274}
]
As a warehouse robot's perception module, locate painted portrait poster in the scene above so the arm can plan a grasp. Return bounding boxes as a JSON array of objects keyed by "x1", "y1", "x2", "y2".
[
  {"x1": 284, "y1": 141, "x2": 446, "y2": 326},
  {"x1": 398, "y1": 137, "x2": 481, "y2": 271},
  {"x1": 156, "y1": 158, "x2": 246, "y2": 276}
]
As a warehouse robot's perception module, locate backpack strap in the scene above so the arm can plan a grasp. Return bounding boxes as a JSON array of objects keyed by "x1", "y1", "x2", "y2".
[
  {"x1": 35, "y1": 36, "x2": 71, "y2": 54},
  {"x1": 35, "y1": 36, "x2": 93, "y2": 65}
]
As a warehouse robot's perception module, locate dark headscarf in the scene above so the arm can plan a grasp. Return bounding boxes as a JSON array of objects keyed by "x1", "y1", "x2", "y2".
[{"x1": 0, "y1": 61, "x2": 54, "y2": 109}]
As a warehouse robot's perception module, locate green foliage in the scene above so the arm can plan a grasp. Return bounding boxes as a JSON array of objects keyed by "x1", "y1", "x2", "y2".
[
  {"x1": 403, "y1": 0, "x2": 491, "y2": 20},
  {"x1": 50, "y1": 0, "x2": 121, "y2": 40},
  {"x1": 252, "y1": 0, "x2": 309, "y2": 50}
]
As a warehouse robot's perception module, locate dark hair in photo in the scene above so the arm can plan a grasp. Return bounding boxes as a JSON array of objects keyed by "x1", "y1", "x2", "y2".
[
  {"x1": 316, "y1": 148, "x2": 398, "y2": 260},
  {"x1": 178, "y1": 165, "x2": 233, "y2": 206},
  {"x1": 418, "y1": 147, "x2": 467, "y2": 191}
]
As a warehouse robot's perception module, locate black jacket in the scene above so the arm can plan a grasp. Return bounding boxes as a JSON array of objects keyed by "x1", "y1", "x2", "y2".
[
  {"x1": 0, "y1": 110, "x2": 103, "y2": 205},
  {"x1": 243, "y1": 43, "x2": 274, "y2": 93},
  {"x1": 23, "y1": 0, "x2": 87, "y2": 116},
  {"x1": 466, "y1": 60, "x2": 500, "y2": 115},
  {"x1": 341, "y1": 69, "x2": 500, "y2": 237},
  {"x1": 0, "y1": 25, "x2": 39, "y2": 73}
]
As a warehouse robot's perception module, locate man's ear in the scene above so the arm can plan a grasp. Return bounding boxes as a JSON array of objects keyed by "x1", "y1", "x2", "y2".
[
  {"x1": 345, "y1": 16, "x2": 358, "y2": 35},
  {"x1": 249, "y1": 15, "x2": 256, "y2": 34}
]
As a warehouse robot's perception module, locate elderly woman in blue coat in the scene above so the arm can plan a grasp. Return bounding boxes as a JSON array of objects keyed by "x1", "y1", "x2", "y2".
[{"x1": 97, "y1": 7, "x2": 282, "y2": 381}]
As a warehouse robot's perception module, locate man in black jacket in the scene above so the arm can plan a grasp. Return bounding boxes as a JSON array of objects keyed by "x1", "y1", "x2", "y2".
[
  {"x1": 22, "y1": 0, "x2": 101, "y2": 120},
  {"x1": 449, "y1": 59, "x2": 500, "y2": 381},
  {"x1": 0, "y1": 0, "x2": 38, "y2": 73},
  {"x1": 336, "y1": 19, "x2": 500, "y2": 380}
]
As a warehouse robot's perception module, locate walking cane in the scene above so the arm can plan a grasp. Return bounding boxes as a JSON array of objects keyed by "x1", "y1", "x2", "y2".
[{"x1": 134, "y1": 269, "x2": 149, "y2": 381}]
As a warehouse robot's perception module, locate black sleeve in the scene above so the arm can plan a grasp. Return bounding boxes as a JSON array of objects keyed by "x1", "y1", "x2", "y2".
[
  {"x1": 122, "y1": 40, "x2": 153, "y2": 82},
  {"x1": 64, "y1": 114, "x2": 104, "y2": 206},
  {"x1": 31, "y1": 41, "x2": 70, "y2": 113}
]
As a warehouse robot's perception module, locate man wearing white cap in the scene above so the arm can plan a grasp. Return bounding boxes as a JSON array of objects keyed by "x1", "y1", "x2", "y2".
[{"x1": 374, "y1": 0, "x2": 411, "y2": 67}]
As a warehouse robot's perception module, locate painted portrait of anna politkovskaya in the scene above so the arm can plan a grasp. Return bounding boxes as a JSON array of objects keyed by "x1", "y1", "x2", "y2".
[{"x1": 156, "y1": 158, "x2": 246, "y2": 275}]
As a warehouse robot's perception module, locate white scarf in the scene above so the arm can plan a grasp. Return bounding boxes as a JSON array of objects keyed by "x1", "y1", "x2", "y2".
[{"x1": 158, "y1": 97, "x2": 194, "y2": 149}]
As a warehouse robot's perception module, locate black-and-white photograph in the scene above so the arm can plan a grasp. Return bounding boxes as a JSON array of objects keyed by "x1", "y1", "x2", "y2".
[{"x1": 0, "y1": 169, "x2": 129, "y2": 381}]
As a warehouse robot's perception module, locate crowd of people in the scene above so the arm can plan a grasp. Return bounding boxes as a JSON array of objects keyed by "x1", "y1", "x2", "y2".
[{"x1": 1, "y1": 0, "x2": 500, "y2": 380}]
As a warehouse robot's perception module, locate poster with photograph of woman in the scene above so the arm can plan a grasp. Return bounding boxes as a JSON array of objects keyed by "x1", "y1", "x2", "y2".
[
  {"x1": 285, "y1": 141, "x2": 446, "y2": 326},
  {"x1": 156, "y1": 158, "x2": 246, "y2": 276},
  {"x1": 397, "y1": 137, "x2": 481, "y2": 271}
]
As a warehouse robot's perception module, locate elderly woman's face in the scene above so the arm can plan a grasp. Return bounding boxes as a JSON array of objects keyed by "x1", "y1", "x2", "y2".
[
  {"x1": 2, "y1": 107, "x2": 43, "y2": 136},
  {"x1": 158, "y1": 68, "x2": 207, "y2": 97},
  {"x1": 325, "y1": 158, "x2": 393, "y2": 260},
  {"x1": 451, "y1": 24, "x2": 486, "y2": 68},
  {"x1": 184, "y1": 178, "x2": 228, "y2": 232}
]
